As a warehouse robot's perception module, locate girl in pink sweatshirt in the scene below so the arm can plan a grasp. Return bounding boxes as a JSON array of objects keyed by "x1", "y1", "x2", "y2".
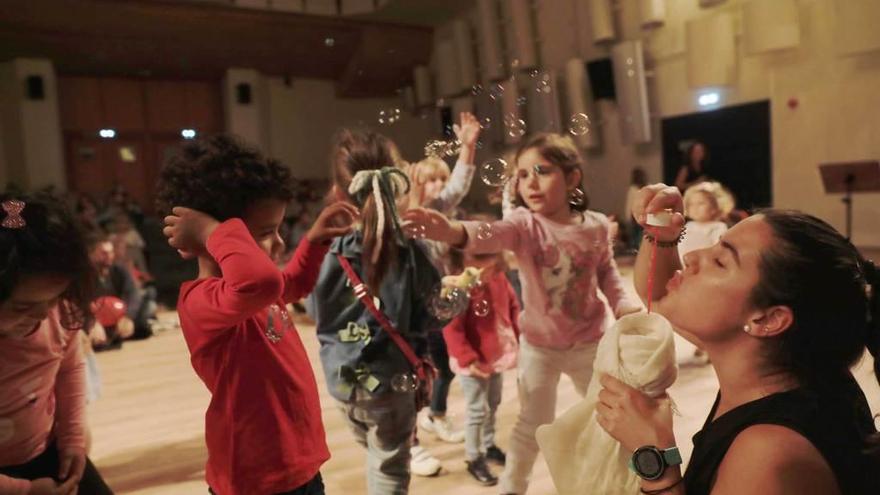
[
  {"x1": 404, "y1": 133, "x2": 642, "y2": 494},
  {"x1": 0, "y1": 191, "x2": 113, "y2": 495}
]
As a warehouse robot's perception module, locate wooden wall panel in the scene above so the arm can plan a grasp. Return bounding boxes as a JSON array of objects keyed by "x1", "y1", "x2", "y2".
[
  {"x1": 100, "y1": 78, "x2": 146, "y2": 131},
  {"x1": 145, "y1": 81, "x2": 187, "y2": 133},
  {"x1": 184, "y1": 81, "x2": 222, "y2": 133},
  {"x1": 58, "y1": 77, "x2": 102, "y2": 132}
]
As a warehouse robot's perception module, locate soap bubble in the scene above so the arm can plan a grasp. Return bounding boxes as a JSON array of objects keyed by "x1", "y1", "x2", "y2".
[
  {"x1": 430, "y1": 286, "x2": 469, "y2": 320},
  {"x1": 517, "y1": 95, "x2": 528, "y2": 107},
  {"x1": 489, "y1": 83, "x2": 505, "y2": 100},
  {"x1": 471, "y1": 84, "x2": 484, "y2": 96},
  {"x1": 480, "y1": 116, "x2": 492, "y2": 130},
  {"x1": 480, "y1": 158, "x2": 510, "y2": 187},
  {"x1": 568, "y1": 113, "x2": 591, "y2": 136},
  {"x1": 536, "y1": 79, "x2": 552, "y2": 94},
  {"x1": 505, "y1": 117, "x2": 527, "y2": 138},
  {"x1": 473, "y1": 298, "x2": 490, "y2": 317},
  {"x1": 391, "y1": 373, "x2": 418, "y2": 393},
  {"x1": 378, "y1": 108, "x2": 401, "y2": 125},
  {"x1": 476, "y1": 222, "x2": 494, "y2": 240},
  {"x1": 408, "y1": 223, "x2": 427, "y2": 239}
]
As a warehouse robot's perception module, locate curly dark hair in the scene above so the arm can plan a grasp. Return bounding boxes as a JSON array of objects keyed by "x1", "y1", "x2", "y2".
[
  {"x1": 0, "y1": 188, "x2": 96, "y2": 330},
  {"x1": 155, "y1": 135, "x2": 296, "y2": 220}
]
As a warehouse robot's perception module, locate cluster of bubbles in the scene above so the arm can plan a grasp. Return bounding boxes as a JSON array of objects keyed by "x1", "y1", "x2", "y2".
[
  {"x1": 424, "y1": 138, "x2": 461, "y2": 159},
  {"x1": 568, "y1": 113, "x2": 591, "y2": 136},
  {"x1": 390, "y1": 372, "x2": 419, "y2": 393},
  {"x1": 476, "y1": 222, "x2": 494, "y2": 241},
  {"x1": 430, "y1": 286, "x2": 469, "y2": 320},
  {"x1": 473, "y1": 299, "x2": 490, "y2": 317}
]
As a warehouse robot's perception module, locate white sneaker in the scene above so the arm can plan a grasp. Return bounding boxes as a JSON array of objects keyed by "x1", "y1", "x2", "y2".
[
  {"x1": 410, "y1": 445, "x2": 442, "y2": 477},
  {"x1": 419, "y1": 413, "x2": 465, "y2": 443}
]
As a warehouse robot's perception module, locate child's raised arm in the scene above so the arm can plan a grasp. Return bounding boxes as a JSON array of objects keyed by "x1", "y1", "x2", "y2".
[
  {"x1": 429, "y1": 112, "x2": 480, "y2": 213},
  {"x1": 281, "y1": 202, "x2": 357, "y2": 303},
  {"x1": 167, "y1": 208, "x2": 284, "y2": 330}
]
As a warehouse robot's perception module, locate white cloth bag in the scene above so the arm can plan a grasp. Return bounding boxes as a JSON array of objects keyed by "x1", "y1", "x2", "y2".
[{"x1": 535, "y1": 312, "x2": 678, "y2": 495}]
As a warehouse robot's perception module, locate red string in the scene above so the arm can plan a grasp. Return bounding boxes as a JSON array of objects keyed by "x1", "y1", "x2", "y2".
[{"x1": 646, "y1": 227, "x2": 659, "y2": 314}]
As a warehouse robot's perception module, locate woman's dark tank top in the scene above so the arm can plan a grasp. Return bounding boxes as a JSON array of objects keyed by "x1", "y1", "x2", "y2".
[{"x1": 683, "y1": 373, "x2": 879, "y2": 495}]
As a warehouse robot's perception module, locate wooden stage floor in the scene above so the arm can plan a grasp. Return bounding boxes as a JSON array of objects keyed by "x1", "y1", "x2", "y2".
[{"x1": 88, "y1": 276, "x2": 880, "y2": 494}]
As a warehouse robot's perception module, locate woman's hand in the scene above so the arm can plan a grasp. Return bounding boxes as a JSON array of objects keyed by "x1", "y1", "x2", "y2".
[
  {"x1": 631, "y1": 184, "x2": 685, "y2": 242},
  {"x1": 163, "y1": 207, "x2": 219, "y2": 259},
  {"x1": 27, "y1": 478, "x2": 63, "y2": 495},
  {"x1": 596, "y1": 374, "x2": 675, "y2": 453},
  {"x1": 401, "y1": 208, "x2": 466, "y2": 246},
  {"x1": 305, "y1": 201, "x2": 359, "y2": 244}
]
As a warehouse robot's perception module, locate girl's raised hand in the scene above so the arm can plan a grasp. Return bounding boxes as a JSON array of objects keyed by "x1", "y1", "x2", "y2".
[
  {"x1": 401, "y1": 207, "x2": 465, "y2": 245},
  {"x1": 163, "y1": 207, "x2": 219, "y2": 259},
  {"x1": 453, "y1": 112, "x2": 481, "y2": 148},
  {"x1": 631, "y1": 184, "x2": 685, "y2": 242},
  {"x1": 306, "y1": 201, "x2": 359, "y2": 244},
  {"x1": 596, "y1": 374, "x2": 675, "y2": 453}
]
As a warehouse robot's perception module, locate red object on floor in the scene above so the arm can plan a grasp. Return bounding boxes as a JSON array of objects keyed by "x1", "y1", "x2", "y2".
[{"x1": 91, "y1": 296, "x2": 127, "y2": 326}]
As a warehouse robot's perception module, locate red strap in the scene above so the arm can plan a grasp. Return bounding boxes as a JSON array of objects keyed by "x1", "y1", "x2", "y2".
[{"x1": 336, "y1": 254, "x2": 425, "y2": 377}]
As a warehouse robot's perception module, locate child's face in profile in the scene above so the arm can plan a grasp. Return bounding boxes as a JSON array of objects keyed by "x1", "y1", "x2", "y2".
[
  {"x1": 0, "y1": 274, "x2": 69, "y2": 338},
  {"x1": 242, "y1": 199, "x2": 288, "y2": 261},
  {"x1": 686, "y1": 192, "x2": 719, "y2": 222}
]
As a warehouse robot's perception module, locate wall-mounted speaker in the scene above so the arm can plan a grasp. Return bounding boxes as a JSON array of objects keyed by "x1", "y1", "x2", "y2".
[
  {"x1": 235, "y1": 83, "x2": 252, "y2": 104},
  {"x1": 611, "y1": 40, "x2": 651, "y2": 144},
  {"x1": 25, "y1": 75, "x2": 44, "y2": 100}
]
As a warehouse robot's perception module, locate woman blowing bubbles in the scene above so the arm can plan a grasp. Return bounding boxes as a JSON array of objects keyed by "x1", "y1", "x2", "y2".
[{"x1": 596, "y1": 183, "x2": 880, "y2": 495}]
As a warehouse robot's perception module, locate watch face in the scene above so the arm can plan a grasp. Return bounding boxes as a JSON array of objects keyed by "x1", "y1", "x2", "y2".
[{"x1": 634, "y1": 448, "x2": 663, "y2": 479}]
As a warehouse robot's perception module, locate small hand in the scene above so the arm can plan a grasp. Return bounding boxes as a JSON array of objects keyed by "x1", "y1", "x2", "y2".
[
  {"x1": 305, "y1": 202, "x2": 359, "y2": 244},
  {"x1": 28, "y1": 478, "x2": 61, "y2": 495},
  {"x1": 116, "y1": 316, "x2": 135, "y2": 339},
  {"x1": 163, "y1": 207, "x2": 219, "y2": 259},
  {"x1": 596, "y1": 373, "x2": 675, "y2": 453},
  {"x1": 89, "y1": 323, "x2": 107, "y2": 346},
  {"x1": 631, "y1": 184, "x2": 685, "y2": 242},
  {"x1": 56, "y1": 449, "x2": 86, "y2": 495},
  {"x1": 468, "y1": 362, "x2": 491, "y2": 379},
  {"x1": 400, "y1": 208, "x2": 463, "y2": 245},
  {"x1": 453, "y1": 112, "x2": 481, "y2": 148}
]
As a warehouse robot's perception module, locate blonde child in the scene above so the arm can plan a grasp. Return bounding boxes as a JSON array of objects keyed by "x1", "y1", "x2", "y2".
[
  {"x1": 679, "y1": 182, "x2": 730, "y2": 262},
  {"x1": 404, "y1": 133, "x2": 642, "y2": 494}
]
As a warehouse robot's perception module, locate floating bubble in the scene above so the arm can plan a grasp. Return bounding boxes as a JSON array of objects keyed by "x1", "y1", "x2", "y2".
[
  {"x1": 505, "y1": 118, "x2": 527, "y2": 138},
  {"x1": 568, "y1": 113, "x2": 591, "y2": 136},
  {"x1": 391, "y1": 373, "x2": 418, "y2": 393},
  {"x1": 473, "y1": 298, "x2": 490, "y2": 317},
  {"x1": 528, "y1": 69, "x2": 540, "y2": 78},
  {"x1": 480, "y1": 116, "x2": 492, "y2": 130},
  {"x1": 627, "y1": 69, "x2": 636, "y2": 77},
  {"x1": 517, "y1": 95, "x2": 528, "y2": 107},
  {"x1": 510, "y1": 58, "x2": 521, "y2": 69},
  {"x1": 471, "y1": 84, "x2": 484, "y2": 96},
  {"x1": 430, "y1": 285, "x2": 469, "y2": 320},
  {"x1": 408, "y1": 223, "x2": 427, "y2": 239},
  {"x1": 488, "y1": 83, "x2": 505, "y2": 100},
  {"x1": 536, "y1": 80, "x2": 552, "y2": 94},
  {"x1": 476, "y1": 222, "x2": 494, "y2": 241},
  {"x1": 480, "y1": 158, "x2": 510, "y2": 187},
  {"x1": 476, "y1": 139, "x2": 484, "y2": 150},
  {"x1": 378, "y1": 108, "x2": 401, "y2": 125}
]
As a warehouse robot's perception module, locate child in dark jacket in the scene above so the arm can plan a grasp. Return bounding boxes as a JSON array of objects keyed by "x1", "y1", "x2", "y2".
[{"x1": 443, "y1": 250, "x2": 520, "y2": 487}]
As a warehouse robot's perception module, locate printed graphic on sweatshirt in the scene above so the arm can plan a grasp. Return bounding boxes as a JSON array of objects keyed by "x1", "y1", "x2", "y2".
[{"x1": 537, "y1": 240, "x2": 599, "y2": 319}]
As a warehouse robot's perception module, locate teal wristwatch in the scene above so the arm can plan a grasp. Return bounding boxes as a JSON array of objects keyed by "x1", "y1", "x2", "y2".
[{"x1": 629, "y1": 445, "x2": 682, "y2": 481}]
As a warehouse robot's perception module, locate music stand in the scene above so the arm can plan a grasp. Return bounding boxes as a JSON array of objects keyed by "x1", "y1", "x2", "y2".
[{"x1": 818, "y1": 160, "x2": 880, "y2": 240}]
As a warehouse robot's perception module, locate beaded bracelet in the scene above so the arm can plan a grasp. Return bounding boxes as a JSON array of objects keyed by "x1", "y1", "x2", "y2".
[
  {"x1": 640, "y1": 476, "x2": 684, "y2": 494},
  {"x1": 643, "y1": 226, "x2": 686, "y2": 248}
]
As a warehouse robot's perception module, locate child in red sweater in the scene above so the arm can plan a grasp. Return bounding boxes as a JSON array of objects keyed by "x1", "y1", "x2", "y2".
[
  {"x1": 443, "y1": 249, "x2": 520, "y2": 487},
  {"x1": 157, "y1": 136, "x2": 357, "y2": 495}
]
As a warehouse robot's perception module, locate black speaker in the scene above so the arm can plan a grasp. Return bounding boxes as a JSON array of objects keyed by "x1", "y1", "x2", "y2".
[
  {"x1": 25, "y1": 75, "x2": 44, "y2": 100},
  {"x1": 586, "y1": 59, "x2": 615, "y2": 101},
  {"x1": 235, "y1": 83, "x2": 252, "y2": 104}
]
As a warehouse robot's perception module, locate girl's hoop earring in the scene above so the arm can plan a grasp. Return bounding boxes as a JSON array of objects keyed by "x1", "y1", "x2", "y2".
[{"x1": 569, "y1": 187, "x2": 586, "y2": 207}]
